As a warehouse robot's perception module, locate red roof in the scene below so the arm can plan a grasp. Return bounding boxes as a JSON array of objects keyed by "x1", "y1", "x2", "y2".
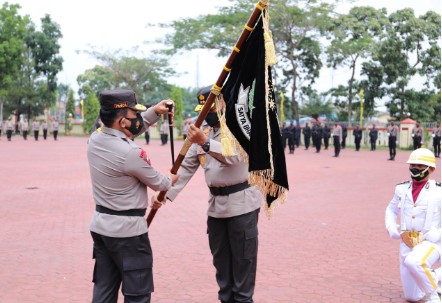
[{"x1": 401, "y1": 118, "x2": 416, "y2": 124}]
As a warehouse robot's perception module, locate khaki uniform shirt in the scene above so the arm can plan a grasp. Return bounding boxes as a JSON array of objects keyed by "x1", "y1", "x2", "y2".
[
  {"x1": 6, "y1": 120, "x2": 14, "y2": 130},
  {"x1": 412, "y1": 126, "x2": 423, "y2": 137},
  {"x1": 52, "y1": 121, "x2": 59, "y2": 131},
  {"x1": 33, "y1": 121, "x2": 40, "y2": 131},
  {"x1": 88, "y1": 108, "x2": 171, "y2": 237},
  {"x1": 21, "y1": 121, "x2": 29, "y2": 131},
  {"x1": 332, "y1": 124, "x2": 342, "y2": 142},
  {"x1": 388, "y1": 125, "x2": 399, "y2": 137},
  {"x1": 167, "y1": 125, "x2": 263, "y2": 218}
]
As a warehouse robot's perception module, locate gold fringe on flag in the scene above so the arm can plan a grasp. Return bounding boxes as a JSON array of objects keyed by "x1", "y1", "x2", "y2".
[{"x1": 248, "y1": 6, "x2": 287, "y2": 218}]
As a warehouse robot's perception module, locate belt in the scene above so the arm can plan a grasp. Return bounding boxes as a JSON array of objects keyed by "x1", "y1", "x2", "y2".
[
  {"x1": 209, "y1": 181, "x2": 250, "y2": 196},
  {"x1": 96, "y1": 205, "x2": 146, "y2": 217}
]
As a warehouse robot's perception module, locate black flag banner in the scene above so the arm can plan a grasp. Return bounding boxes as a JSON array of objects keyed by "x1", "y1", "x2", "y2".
[{"x1": 221, "y1": 13, "x2": 289, "y2": 215}]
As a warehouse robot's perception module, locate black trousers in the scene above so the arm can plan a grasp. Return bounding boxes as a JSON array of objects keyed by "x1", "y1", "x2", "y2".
[
  {"x1": 6, "y1": 130, "x2": 12, "y2": 141},
  {"x1": 333, "y1": 135, "x2": 341, "y2": 156},
  {"x1": 207, "y1": 209, "x2": 259, "y2": 303},
  {"x1": 341, "y1": 136, "x2": 347, "y2": 148},
  {"x1": 324, "y1": 137, "x2": 329, "y2": 149},
  {"x1": 34, "y1": 131, "x2": 39, "y2": 141},
  {"x1": 389, "y1": 136, "x2": 396, "y2": 158},
  {"x1": 23, "y1": 131, "x2": 28, "y2": 140},
  {"x1": 434, "y1": 136, "x2": 441, "y2": 156},
  {"x1": 370, "y1": 139, "x2": 376, "y2": 150},
  {"x1": 144, "y1": 132, "x2": 149, "y2": 144},
  {"x1": 354, "y1": 138, "x2": 361, "y2": 151},
  {"x1": 288, "y1": 136, "x2": 295, "y2": 153},
  {"x1": 160, "y1": 134, "x2": 168, "y2": 145},
  {"x1": 413, "y1": 136, "x2": 421, "y2": 150},
  {"x1": 43, "y1": 129, "x2": 48, "y2": 140},
  {"x1": 304, "y1": 136, "x2": 310, "y2": 149},
  {"x1": 53, "y1": 130, "x2": 58, "y2": 140},
  {"x1": 91, "y1": 232, "x2": 153, "y2": 303}
]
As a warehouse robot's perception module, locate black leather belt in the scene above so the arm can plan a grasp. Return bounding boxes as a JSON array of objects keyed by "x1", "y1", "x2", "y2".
[
  {"x1": 209, "y1": 181, "x2": 250, "y2": 196},
  {"x1": 96, "y1": 205, "x2": 146, "y2": 217}
]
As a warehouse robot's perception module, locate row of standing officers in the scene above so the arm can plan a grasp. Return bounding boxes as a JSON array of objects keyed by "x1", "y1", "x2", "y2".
[
  {"x1": 281, "y1": 121, "x2": 441, "y2": 160},
  {"x1": 1, "y1": 118, "x2": 59, "y2": 141}
]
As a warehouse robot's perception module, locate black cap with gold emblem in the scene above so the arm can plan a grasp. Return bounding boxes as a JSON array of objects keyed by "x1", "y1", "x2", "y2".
[
  {"x1": 99, "y1": 89, "x2": 147, "y2": 112},
  {"x1": 194, "y1": 85, "x2": 213, "y2": 112}
]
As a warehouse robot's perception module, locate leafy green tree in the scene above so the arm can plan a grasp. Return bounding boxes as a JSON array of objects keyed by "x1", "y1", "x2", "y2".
[
  {"x1": 77, "y1": 65, "x2": 113, "y2": 99},
  {"x1": 157, "y1": 0, "x2": 335, "y2": 123},
  {"x1": 65, "y1": 89, "x2": 76, "y2": 118},
  {"x1": 378, "y1": 8, "x2": 440, "y2": 120},
  {"x1": 26, "y1": 14, "x2": 63, "y2": 109},
  {"x1": 0, "y1": 3, "x2": 29, "y2": 120},
  {"x1": 326, "y1": 6, "x2": 389, "y2": 126},
  {"x1": 82, "y1": 91, "x2": 100, "y2": 134},
  {"x1": 299, "y1": 88, "x2": 333, "y2": 120}
]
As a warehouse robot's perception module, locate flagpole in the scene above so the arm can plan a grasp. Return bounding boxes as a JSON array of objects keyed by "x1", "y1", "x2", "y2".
[{"x1": 147, "y1": 0, "x2": 269, "y2": 227}]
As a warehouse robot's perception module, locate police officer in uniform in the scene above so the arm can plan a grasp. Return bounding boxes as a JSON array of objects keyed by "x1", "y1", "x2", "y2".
[
  {"x1": 388, "y1": 121, "x2": 399, "y2": 160},
  {"x1": 32, "y1": 118, "x2": 40, "y2": 141},
  {"x1": 6, "y1": 117, "x2": 14, "y2": 141},
  {"x1": 432, "y1": 122, "x2": 441, "y2": 158},
  {"x1": 332, "y1": 120, "x2": 342, "y2": 157},
  {"x1": 154, "y1": 86, "x2": 263, "y2": 303},
  {"x1": 323, "y1": 124, "x2": 331, "y2": 150},
  {"x1": 385, "y1": 148, "x2": 441, "y2": 303},
  {"x1": 369, "y1": 124, "x2": 378, "y2": 151},
  {"x1": 21, "y1": 118, "x2": 29, "y2": 140},
  {"x1": 303, "y1": 123, "x2": 311, "y2": 150},
  {"x1": 412, "y1": 122, "x2": 423, "y2": 150},
  {"x1": 353, "y1": 125, "x2": 362, "y2": 151},
  {"x1": 52, "y1": 118, "x2": 59, "y2": 141},
  {"x1": 87, "y1": 89, "x2": 179, "y2": 303}
]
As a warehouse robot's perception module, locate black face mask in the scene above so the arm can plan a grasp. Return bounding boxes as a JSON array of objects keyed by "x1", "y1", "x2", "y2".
[
  {"x1": 205, "y1": 112, "x2": 219, "y2": 127},
  {"x1": 124, "y1": 113, "x2": 144, "y2": 136},
  {"x1": 409, "y1": 167, "x2": 430, "y2": 181}
]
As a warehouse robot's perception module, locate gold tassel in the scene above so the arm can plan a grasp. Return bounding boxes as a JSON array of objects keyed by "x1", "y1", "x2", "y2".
[
  {"x1": 263, "y1": 9, "x2": 278, "y2": 66},
  {"x1": 215, "y1": 95, "x2": 236, "y2": 157}
]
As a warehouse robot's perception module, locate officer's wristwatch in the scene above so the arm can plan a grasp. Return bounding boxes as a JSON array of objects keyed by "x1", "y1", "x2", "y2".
[{"x1": 201, "y1": 140, "x2": 210, "y2": 152}]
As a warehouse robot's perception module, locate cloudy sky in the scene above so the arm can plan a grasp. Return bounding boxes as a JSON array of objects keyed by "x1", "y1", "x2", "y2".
[{"x1": 7, "y1": 0, "x2": 442, "y2": 103}]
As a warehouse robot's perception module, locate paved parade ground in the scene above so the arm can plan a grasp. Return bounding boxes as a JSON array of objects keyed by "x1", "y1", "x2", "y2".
[{"x1": 0, "y1": 135, "x2": 440, "y2": 303}]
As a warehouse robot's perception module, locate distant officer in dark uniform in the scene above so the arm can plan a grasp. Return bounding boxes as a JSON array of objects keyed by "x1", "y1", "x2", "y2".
[
  {"x1": 87, "y1": 89, "x2": 179, "y2": 303},
  {"x1": 303, "y1": 123, "x2": 311, "y2": 150},
  {"x1": 432, "y1": 122, "x2": 441, "y2": 158},
  {"x1": 280, "y1": 123, "x2": 289, "y2": 152},
  {"x1": 287, "y1": 121, "x2": 295, "y2": 154},
  {"x1": 154, "y1": 86, "x2": 263, "y2": 303},
  {"x1": 341, "y1": 125, "x2": 347, "y2": 149},
  {"x1": 323, "y1": 124, "x2": 331, "y2": 150},
  {"x1": 294, "y1": 122, "x2": 301, "y2": 148},
  {"x1": 369, "y1": 124, "x2": 378, "y2": 151},
  {"x1": 353, "y1": 125, "x2": 362, "y2": 151},
  {"x1": 312, "y1": 122, "x2": 323, "y2": 153}
]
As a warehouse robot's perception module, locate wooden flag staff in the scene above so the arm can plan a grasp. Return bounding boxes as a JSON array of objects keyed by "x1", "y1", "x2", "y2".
[{"x1": 147, "y1": 0, "x2": 269, "y2": 226}]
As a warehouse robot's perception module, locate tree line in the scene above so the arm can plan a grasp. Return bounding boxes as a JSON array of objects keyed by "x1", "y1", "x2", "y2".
[{"x1": 0, "y1": 0, "x2": 440, "y2": 134}]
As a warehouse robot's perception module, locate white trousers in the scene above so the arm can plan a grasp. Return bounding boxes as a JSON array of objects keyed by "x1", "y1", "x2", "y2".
[{"x1": 399, "y1": 240, "x2": 440, "y2": 301}]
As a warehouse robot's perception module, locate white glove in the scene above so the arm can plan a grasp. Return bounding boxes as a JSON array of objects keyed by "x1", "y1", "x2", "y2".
[
  {"x1": 424, "y1": 229, "x2": 441, "y2": 243},
  {"x1": 387, "y1": 225, "x2": 401, "y2": 239}
]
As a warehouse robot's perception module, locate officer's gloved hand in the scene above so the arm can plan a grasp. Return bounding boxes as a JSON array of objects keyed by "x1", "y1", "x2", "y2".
[
  {"x1": 150, "y1": 194, "x2": 166, "y2": 209},
  {"x1": 387, "y1": 224, "x2": 401, "y2": 240}
]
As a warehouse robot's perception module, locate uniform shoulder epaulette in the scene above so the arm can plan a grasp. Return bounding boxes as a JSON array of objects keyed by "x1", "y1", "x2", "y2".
[{"x1": 396, "y1": 180, "x2": 410, "y2": 185}]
